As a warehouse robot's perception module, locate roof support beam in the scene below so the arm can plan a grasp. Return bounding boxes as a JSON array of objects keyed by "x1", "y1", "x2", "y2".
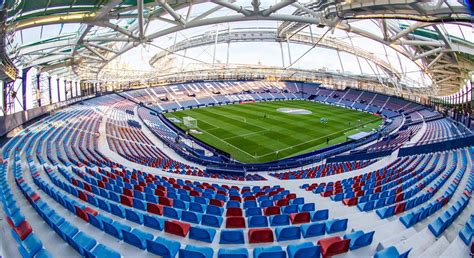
[
  {"x1": 138, "y1": 0, "x2": 145, "y2": 39},
  {"x1": 261, "y1": 0, "x2": 296, "y2": 16},
  {"x1": 102, "y1": 21, "x2": 139, "y2": 40},
  {"x1": 210, "y1": 0, "x2": 252, "y2": 16},
  {"x1": 389, "y1": 22, "x2": 428, "y2": 42},
  {"x1": 84, "y1": 44, "x2": 107, "y2": 61},
  {"x1": 156, "y1": 0, "x2": 186, "y2": 25},
  {"x1": 86, "y1": 43, "x2": 118, "y2": 53},
  {"x1": 426, "y1": 52, "x2": 445, "y2": 69},
  {"x1": 413, "y1": 47, "x2": 445, "y2": 60},
  {"x1": 290, "y1": 2, "x2": 318, "y2": 17}
]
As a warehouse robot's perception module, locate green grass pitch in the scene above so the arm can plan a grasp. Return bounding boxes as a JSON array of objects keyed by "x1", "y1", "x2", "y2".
[{"x1": 165, "y1": 100, "x2": 383, "y2": 164}]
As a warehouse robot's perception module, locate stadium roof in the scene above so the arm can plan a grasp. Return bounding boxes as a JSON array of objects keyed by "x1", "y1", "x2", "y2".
[{"x1": 3, "y1": 0, "x2": 473, "y2": 96}]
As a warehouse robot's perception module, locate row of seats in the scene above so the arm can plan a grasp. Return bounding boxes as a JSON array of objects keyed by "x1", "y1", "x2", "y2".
[{"x1": 269, "y1": 159, "x2": 377, "y2": 180}]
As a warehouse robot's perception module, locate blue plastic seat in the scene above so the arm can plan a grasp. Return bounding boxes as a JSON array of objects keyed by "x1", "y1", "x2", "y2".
[
  {"x1": 146, "y1": 236, "x2": 181, "y2": 258},
  {"x1": 311, "y1": 209, "x2": 329, "y2": 221},
  {"x1": 325, "y1": 218, "x2": 348, "y2": 233},
  {"x1": 245, "y1": 207, "x2": 262, "y2": 217},
  {"x1": 164, "y1": 206, "x2": 181, "y2": 219},
  {"x1": 283, "y1": 205, "x2": 299, "y2": 214},
  {"x1": 179, "y1": 245, "x2": 214, "y2": 258},
  {"x1": 189, "y1": 226, "x2": 216, "y2": 243},
  {"x1": 206, "y1": 205, "x2": 223, "y2": 216},
  {"x1": 103, "y1": 221, "x2": 131, "y2": 240},
  {"x1": 144, "y1": 214, "x2": 164, "y2": 230},
  {"x1": 85, "y1": 243, "x2": 121, "y2": 258},
  {"x1": 428, "y1": 217, "x2": 447, "y2": 237},
  {"x1": 254, "y1": 246, "x2": 286, "y2": 258},
  {"x1": 275, "y1": 226, "x2": 301, "y2": 241},
  {"x1": 287, "y1": 242, "x2": 321, "y2": 258},
  {"x1": 122, "y1": 228, "x2": 153, "y2": 249},
  {"x1": 125, "y1": 209, "x2": 144, "y2": 224},
  {"x1": 300, "y1": 203, "x2": 315, "y2": 212},
  {"x1": 189, "y1": 202, "x2": 204, "y2": 213},
  {"x1": 57, "y1": 221, "x2": 79, "y2": 241},
  {"x1": 97, "y1": 198, "x2": 110, "y2": 212},
  {"x1": 248, "y1": 216, "x2": 268, "y2": 228},
  {"x1": 182, "y1": 210, "x2": 202, "y2": 224},
  {"x1": 301, "y1": 222, "x2": 325, "y2": 238},
  {"x1": 270, "y1": 214, "x2": 290, "y2": 226},
  {"x1": 374, "y1": 246, "x2": 411, "y2": 258},
  {"x1": 399, "y1": 211, "x2": 420, "y2": 228},
  {"x1": 18, "y1": 233, "x2": 43, "y2": 258},
  {"x1": 218, "y1": 248, "x2": 249, "y2": 258},
  {"x1": 376, "y1": 206, "x2": 394, "y2": 219},
  {"x1": 220, "y1": 229, "x2": 245, "y2": 244},
  {"x1": 343, "y1": 230, "x2": 374, "y2": 250},
  {"x1": 70, "y1": 232, "x2": 97, "y2": 255},
  {"x1": 201, "y1": 214, "x2": 222, "y2": 228},
  {"x1": 110, "y1": 203, "x2": 126, "y2": 218}
]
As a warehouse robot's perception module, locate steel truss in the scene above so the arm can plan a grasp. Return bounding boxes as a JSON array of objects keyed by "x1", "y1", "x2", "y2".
[{"x1": 4, "y1": 0, "x2": 473, "y2": 96}]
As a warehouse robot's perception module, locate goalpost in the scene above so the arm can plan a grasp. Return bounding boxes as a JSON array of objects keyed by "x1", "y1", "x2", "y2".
[{"x1": 183, "y1": 116, "x2": 197, "y2": 129}]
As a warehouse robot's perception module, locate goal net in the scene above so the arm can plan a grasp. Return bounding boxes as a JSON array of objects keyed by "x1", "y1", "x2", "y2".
[{"x1": 183, "y1": 116, "x2": 197, "y2": 129}]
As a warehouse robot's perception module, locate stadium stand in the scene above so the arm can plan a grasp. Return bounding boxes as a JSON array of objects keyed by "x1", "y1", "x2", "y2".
[{"x1": 0, "y1": 81, "x2": 472, "y2": 258}]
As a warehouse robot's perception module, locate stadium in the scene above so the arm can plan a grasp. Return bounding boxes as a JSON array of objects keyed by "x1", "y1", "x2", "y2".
[{"x1": 0, "y1": 0, "x2": 473, "y2": 257}]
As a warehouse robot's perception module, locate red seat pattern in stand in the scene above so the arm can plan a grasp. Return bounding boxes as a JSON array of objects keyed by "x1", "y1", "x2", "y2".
[
  {"x1": 147, "y1": 203, "x2": 163, "y2": 215},
  {"x1": 226, "y1": 207, "x2": 243, "y2": 217},
  {"x1": 275, "y1": 199, "x2": 289, "y2": 207},
  {"x1": 158, "y1": 196, "x2": 173, "y2": 207},
  {"x1": 317, "y1": 236, "x2": 350, "y2": 257},
  {"x1": 394, "y1": 202, "x2": 406, "y2": 215},
  {"x1": 84, "y1": 207, "x2": 98, "y2": 216},
  {"x1": 75, "y1": 206, "x2": 89, "y2": 222},
  {"x1": 78, "y1": 191, "x2": 88, "y2": 202},
  {"x1": 226, "y1": 216, "x2": 246, "y2": 228},
  {"x1": 164, "y1": 220, "x2": 190, "y2": 237},
  {"x1": 120, "y1": 195, "x2": 133, "y2": 207},
  {"x1": 248, "y1": 228, "x2": 274, "y2": 243},
  {"x1": 264, "y1": 206, "x2": 280, "y2": 216},
  {"x1": 210, "y1": 199, "x2": 224, "y2": 207},
  {"x1": 29, "y1": 192, "x2": 40, "y2": 203},
  {"x1": 290, "y1": 212, "x2": 310, "y2": 224},
  {"x1": 342, "y1": 197, "x2": 358, "y2": 206},
  {"x1": 13, "y1": 221, "x2": 32, "y2": 240}
]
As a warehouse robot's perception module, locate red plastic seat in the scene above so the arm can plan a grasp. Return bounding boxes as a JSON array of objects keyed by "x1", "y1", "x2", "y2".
[
  {"x1": 210, "y1": 199, "x2": 224, "y2": 207},
  {"x1": 123, "y1": 188, "x2": 134, "y2": 197},
  {"x1": 226, "y1": 207, "x2": 243, "y2": 217},
  {"x1": 29, "y1": 192, "x2": 40, "y2": 203},
  {"x1": 120, "y1": 195, "x2": 133, "y2": 207},
  {"x1": 158, "y1": 197, "x2": 173, "y2": 207},
  {"x1": 78, "y1": 191, "x2": 88, "y2": 202},
  {"x1": 230, "y1": 196, "x2": 242, "y2": 202},
  {"x1": 394, "y1": 202, "x2": 406, "y2": 214},
  {"x1": 317, "y1": 236, "x2": 350, "y2": 257},
  {"x1": 248, "y1": 228, "x2": 274, "y2": 243},
  {"x1": 290, "y1": 212, "x2": 310, "y2": 224},
  {"x1": 342, "y1": 197, "x2": 358, "y2": 206},
  {"x1": 226, "y1": 216, "x2": 246, "y2": 228},
  {"x1": 155, "y1": 189, "x2": 166, "y2": 197},
  {"x1": 164, "y1": 220, "x2": 190, "y2": 237},
  {"x1": 75, "y1": 206, "x2": 89, "y2": 222},
  {"x1": 275, "y1": 199, "x2": 289, "y2": 207},
  {"x1": 264, "y1": 206, "x2": 281, "y2": 216},
  {"x1": 13, "y1": 221, "x2": 32, "y2": 241},
  {"x1": 147, "y1": 203, "x2": 163, "y2": 215},
  {"x1": 84, "y1": 207, "x2": 98, "y2": 216}
]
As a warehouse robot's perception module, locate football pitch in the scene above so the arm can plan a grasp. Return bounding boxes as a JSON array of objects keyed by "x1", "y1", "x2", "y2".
[{"x1": 165, "y1": 100, "x2": 383, "y2": 163}]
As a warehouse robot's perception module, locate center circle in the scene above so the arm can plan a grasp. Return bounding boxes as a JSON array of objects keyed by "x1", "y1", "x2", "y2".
[{"x1": 276, "y1": 108, "x2": 312, "y2": 115}]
